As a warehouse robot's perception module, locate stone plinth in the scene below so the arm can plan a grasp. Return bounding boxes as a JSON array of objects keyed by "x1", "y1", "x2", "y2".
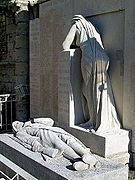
[
  {"x1": 0, "y1": 134, "x2": 128, "y2": 180},
  {"x1": 58, "y1": 49, "x2": 129, "y2": 164},
  {"x1": 64, "y1": 126, "x2": 129, "y2": 163}
]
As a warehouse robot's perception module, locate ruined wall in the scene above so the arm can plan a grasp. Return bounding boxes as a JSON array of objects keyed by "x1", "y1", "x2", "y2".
[
  {"x1": 15, "y1": 1, "x2": 29, "y2": 121},
  {"x1": 0, "y1": 1, "x2": 16, "y2": 94},
  {"x1": 0, "y1": 0, "x2": 38, "y2": 121}
]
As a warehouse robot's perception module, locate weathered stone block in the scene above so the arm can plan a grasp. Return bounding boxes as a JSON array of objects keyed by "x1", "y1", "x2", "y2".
[
  {"x1": 30, "y1": 18, "x2": 41, "y2": 117},
  {"x1": 15, "y1": 35, "x2": 29, "y2": 49},
  {"x1": 15, "y1": 11, "x2": 29, "y2": 23},
  {"x1": 16, "y1": 23, "x2": 29, "y2": 35},
  {"x1": 123, "y1": 0, "x2": 135, "y2": 154},
  {"x1": 73, "y1": 0, "x2": 125, "y2": 17},
  {"x1": 0, "y1": 134, "x2": 129, "y2": 180},
  {"x1": 15, "y1": 49, "x2": 28, "y2": 62},
  {"x1": 0, "y1": 154, "x2": 37, "y2": 180},
  {"x1": 15, "y1": 75, "x2": 29, "y2": 85},
  {"x1": 15, "y1": 63, "x2": 28, "y2": 76}
]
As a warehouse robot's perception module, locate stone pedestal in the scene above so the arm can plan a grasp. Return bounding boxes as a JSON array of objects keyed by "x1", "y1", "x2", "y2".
[
  {"x1": 58, "y1": 49, "x2": 129, "y2": 164},
  {"x1": 65, "y1": 126, "x2": 129, "y2": 164},
  {"x1": 0, "y1": 134, "x2": 128, "y2": 180}
]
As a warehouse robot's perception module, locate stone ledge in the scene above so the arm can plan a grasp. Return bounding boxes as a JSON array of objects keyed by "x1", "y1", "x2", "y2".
[
  {"x1": 0, "y1": 154, "x2": 37, "y2": 180},
  {"x1": 0, "y1": 134, "x2": 128, "y2": 180},
  {"x1": 59, "y1": 124, "x2": 130, "y2": 161}
]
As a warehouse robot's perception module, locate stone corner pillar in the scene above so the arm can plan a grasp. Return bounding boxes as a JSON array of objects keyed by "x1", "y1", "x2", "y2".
[{"x1": 123, "y1": 0, "x2": 135, "y2": 168}]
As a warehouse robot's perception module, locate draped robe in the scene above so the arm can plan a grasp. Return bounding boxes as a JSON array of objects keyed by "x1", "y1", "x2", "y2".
[{"x1": 63, "y1": 15, "x2": 121, "y2": 132}]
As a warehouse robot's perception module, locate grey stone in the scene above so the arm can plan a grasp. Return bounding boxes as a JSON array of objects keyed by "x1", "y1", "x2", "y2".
[
  {"x1": 0, "y1": 154, "x2": 38, "y2": 180},
  {"x1": 15, "y1": 75, "x2": 29, "y2": 85},
  {"x1": 0, "y1": 134, "x2": 128, "y2": 180},
  {"x1": 57, "y1": 123, "x2": 129, "y2": 163},
  {"x1": 123, "y1": 0, "x2": 135, "y2": 155},
  {"x1": 29, "y1": 18, "x2": 41, "y2": 117},
  {"x1": 37, "y1": 0, "x2": 74, "y2": 120},
  {"x1": 16, "y1": 23, "x2": 29, "y2": 36},
  {"x1": 108, "y1": 152, "x2": 129, "y2": 165},
  {"x1": 15, "y1": 63, "x2": 28, "y2": 76},
  {"x1": 15, "y1": 35, "x2": 29, "y2": 49},
  {"x1": 58, "y1": 49, "x2": 84, "y2": 126},
  {"x1": 15, "y1": 49, "x2": 28, "y2": 63},
  {"x1": 15, "y1": 11, "x2": 29, "y2": 23},
  {"x1": 73, "y1": 0, "x2": 125, "y2": 17}
]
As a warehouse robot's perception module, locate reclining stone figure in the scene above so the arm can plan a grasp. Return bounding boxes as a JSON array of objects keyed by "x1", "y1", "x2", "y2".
[{"x1": 12, "y1": 118, "x2": 99, "y2": 171}]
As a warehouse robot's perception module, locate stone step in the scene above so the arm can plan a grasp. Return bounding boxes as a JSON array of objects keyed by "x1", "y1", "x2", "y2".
[
  {"x1": 0, "y1": 133, "x2": 128, "y2": 180},
  {"x1": 0, "y1": 154, "x2": 37, "y2": 180}
]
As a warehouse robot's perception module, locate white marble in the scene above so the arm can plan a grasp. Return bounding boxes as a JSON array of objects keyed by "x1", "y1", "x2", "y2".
[{"x1": 63, "y1": 15, "x2": 121, "y2": 133}]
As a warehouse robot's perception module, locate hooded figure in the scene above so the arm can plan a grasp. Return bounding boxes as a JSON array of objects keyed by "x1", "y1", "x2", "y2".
[{"x1": 63, "y1": 15, "x2": 120, "y2": 132}]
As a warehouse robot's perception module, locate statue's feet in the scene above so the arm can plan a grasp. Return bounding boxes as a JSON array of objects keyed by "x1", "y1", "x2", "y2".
[
  {"x1": 82, "y1": 153, "x2": 98, "y2": 168},
  {"x1": 73, "y1": 154, "x2": 100, "y2": 171},
  {"x1": 79, "y1": 120, "x2": 94, "y2": 128},
  {"x1": 73, "y1": 161, "x2": 89, "y2": 171}
]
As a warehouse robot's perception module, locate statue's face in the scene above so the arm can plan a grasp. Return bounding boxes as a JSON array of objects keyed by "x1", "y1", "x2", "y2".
[{"x1": 12, "y1": 121, "x2": 24, "y2": 132}]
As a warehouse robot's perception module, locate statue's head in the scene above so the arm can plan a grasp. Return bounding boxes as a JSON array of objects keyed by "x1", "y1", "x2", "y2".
[
  {"x1": 72, "y1": 15, "x2": 85, "y2": 24},
  {"x1": 12, "y1": 121, "x2": 24, "y2": 133}
]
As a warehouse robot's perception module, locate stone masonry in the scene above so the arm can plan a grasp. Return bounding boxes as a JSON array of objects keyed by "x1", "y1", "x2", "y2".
[{"x1": 0, "y1": 0, "x2": 38, "y2": 122}]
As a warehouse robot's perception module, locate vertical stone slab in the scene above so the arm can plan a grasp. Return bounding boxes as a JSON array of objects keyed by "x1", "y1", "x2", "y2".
[
  {"x1": 29, "y1": 18, "x2": 40, "y2": 117},
  {"x1": 58, "y1": 49, "x2": 84, "y2": 126},
  {"x1": 40, "y1": 14, "x2": 54, "y2": 119},
  {"x1": 123, "y1": 0, "x2": 135, "y2": 166},
  {"x1": 39, "y1": 0, "x2": 73, "y2": 120},
  {"x1": 70, "y1": 49, "x2": 85, "y2": 125},
  {"x1": 73, "y1": 0, "x2": 125, "y2": 16},
  {"x1": 58, "y1": 50, "x2": 70, "y2": 126}
]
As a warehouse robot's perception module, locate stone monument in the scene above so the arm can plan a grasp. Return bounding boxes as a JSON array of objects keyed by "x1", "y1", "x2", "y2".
[
  {"x1": 29, "y1": 0, "x2": 134, "y2": 167},
  {"x1": 58, "y1": 15, "x2": 129, "y2": 163}
]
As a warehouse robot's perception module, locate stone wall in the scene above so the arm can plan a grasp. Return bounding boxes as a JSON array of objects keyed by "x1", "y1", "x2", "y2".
[
  {"x1": 15, "y1": 1, "x2": 29, "y2": 121},
  {"x1": 31, "y1": 0, "x2": 125, "y2": 122},
  {"x1": 0, "y1": 2, "x2": 16, "y2": 94},
  {"x1": 0, "y1": 0, "x2": 38, "y2": 121}
]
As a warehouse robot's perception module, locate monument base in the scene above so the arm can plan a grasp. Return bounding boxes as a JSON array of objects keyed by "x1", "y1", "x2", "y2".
[
  {"x1": 0, "y1": 134, "x2": 128, "y2": 180},
  {"x1": 57, "y1": 124, "x2": 130, "y2": 164}
]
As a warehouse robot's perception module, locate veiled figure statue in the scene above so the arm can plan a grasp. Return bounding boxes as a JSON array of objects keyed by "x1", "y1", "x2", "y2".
[{"x1": 63, "y1": 15, "x2": 121, "y2": 133}]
